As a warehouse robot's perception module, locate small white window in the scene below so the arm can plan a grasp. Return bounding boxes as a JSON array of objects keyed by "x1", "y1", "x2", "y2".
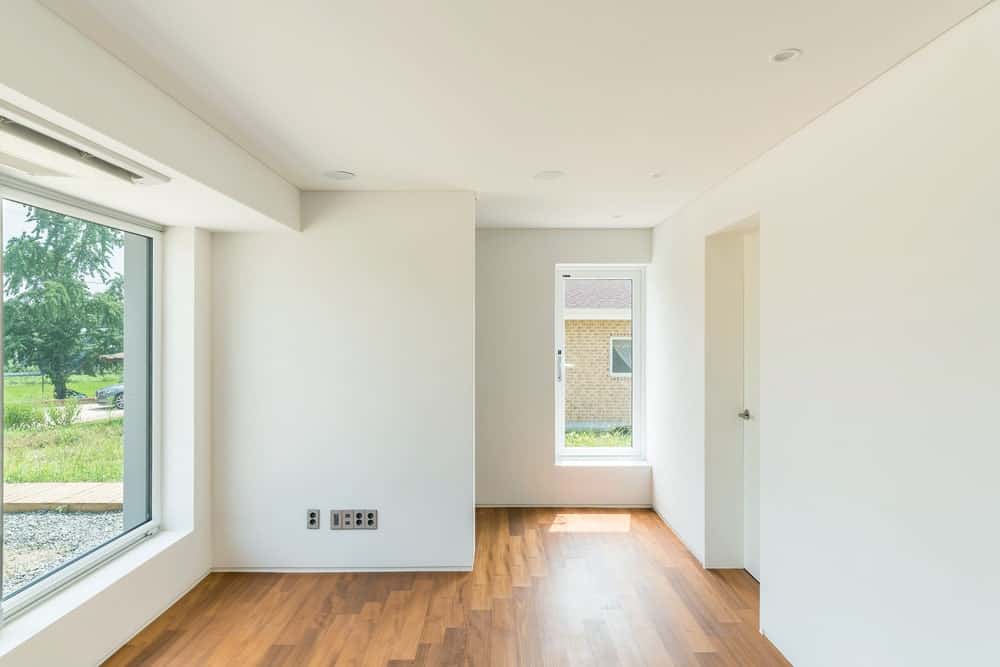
[
  {"x1": 609, "y1": 337, "x2": 632, "y2": 376},
  {"x1": 555, "y1": 265, "x2": 645, "y2": 462}
]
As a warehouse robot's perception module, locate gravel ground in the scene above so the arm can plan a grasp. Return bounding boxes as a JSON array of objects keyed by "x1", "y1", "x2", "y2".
[{"x1": 3, "y1": 511, "x2": 123, "y2": 597}]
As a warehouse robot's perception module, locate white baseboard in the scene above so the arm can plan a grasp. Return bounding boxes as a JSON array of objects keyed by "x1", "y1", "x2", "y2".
[
  {"x1": 475, "y1": 503, "x2": 653, "y2": 509},
  {"x1": 650, "y1": 505, "x2": 706, "y2": 567},
  {"x1": 97, "y1": 569, "x2": 210, "y2": 664},
  {"x1": 212, "y1": 565, "x2": 472, "y2": 573}
]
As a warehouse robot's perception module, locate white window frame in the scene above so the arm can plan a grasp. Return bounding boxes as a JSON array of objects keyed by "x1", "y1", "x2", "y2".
[
  {"x1": 0, "y1": 176, "x2": 162, "y2": 621},
  {"x1": 555, "y1": 264, "x2": 645, "y2": 463},
  {"x1": 609, "y1": 336, "x2": 633, "y2": 377}
]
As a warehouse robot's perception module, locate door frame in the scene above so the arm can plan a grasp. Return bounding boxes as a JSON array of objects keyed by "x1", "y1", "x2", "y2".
[
  {"x1": 554, "y1": 264, "x2": 646, "y2": 463},
  {"x1": 703, "y1": 217, "x2": 760, "y2": 581},
  {"x1": 742, "y1": 229, "x2": 760, "y2": 581}
]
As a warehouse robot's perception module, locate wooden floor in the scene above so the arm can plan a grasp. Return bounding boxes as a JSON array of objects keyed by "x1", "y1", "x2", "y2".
[{"x1": 106, "y1": 508, "x2": 789, "y2": 666}]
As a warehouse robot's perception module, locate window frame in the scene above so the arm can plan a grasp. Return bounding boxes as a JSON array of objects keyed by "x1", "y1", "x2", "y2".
[
  {"x1": 554, "y1": 264, "x2": 646, "y2": 463},
  {"x1": 609, "y1": 336, "x2": 633, "y2": 377},
  {"x1": 0, "y1": 177, "x2": 162, "y2": 621}
]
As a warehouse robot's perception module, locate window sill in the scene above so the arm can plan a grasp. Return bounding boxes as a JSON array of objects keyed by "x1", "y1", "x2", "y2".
[
  {"x1": 0, "y1": 529, "x2": 190, "y2": 657},
  {"x1": 556, "y1": 459, "x2": 650, "y2": 468}
]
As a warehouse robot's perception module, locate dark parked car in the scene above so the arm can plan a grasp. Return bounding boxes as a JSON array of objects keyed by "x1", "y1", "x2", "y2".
[{"x1": 96, "y1": 383, "x2": 125, "y2": 409}]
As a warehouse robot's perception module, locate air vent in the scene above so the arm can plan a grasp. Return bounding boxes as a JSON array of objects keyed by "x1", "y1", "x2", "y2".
[{"x1": 0, "y1": 101, "x2": 169, "y2": 186}]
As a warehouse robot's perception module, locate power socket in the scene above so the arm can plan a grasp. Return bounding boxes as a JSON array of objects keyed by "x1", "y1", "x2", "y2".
[
  {"x1": 360, "y1": 509, "x2": 378, "y2": 529},
  {"x1": 306, "y1": 509, "x2": 321, "y2": 529},
  {"x1": 330, "y1": 509, "x2": 378, "y2": 530}
]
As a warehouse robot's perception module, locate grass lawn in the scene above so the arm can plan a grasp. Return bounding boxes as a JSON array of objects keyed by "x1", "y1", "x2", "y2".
[
  {"x1": 565, "y1": 429, "x2": 632, "y2": 448},
  {"x1": 3, "y1": 418, "x2": 124, "y2": 483},
  {"x1": 4, "y1": 374, "x2": 121, "y2": 406}
]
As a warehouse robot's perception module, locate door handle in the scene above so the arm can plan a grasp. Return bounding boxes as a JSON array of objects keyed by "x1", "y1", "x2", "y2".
[
  {"x1": 738, "y1": 409, "x2": 751, "y2": 420},
  {"x1": 557, "y1": 350, "x2": 563, "y2": 382}
]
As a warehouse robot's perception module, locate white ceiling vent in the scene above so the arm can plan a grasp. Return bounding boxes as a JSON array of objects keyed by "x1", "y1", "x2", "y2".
[{"x1": 0, "y1": 101, "x2": 169, "y2": 186}]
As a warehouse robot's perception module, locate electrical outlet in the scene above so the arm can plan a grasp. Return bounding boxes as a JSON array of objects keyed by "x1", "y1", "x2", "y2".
[
  {"x1": 306, "y1": 509, "x2": 321, "y2": 529},
  {"x1": 330, "y1": 509, "x2": 378, "y2": 529}
]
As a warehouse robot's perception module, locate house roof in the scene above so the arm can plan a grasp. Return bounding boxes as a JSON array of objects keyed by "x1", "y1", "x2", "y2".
[{"x1": 565, "y1": 279, "x2": 631, "y2": 309}]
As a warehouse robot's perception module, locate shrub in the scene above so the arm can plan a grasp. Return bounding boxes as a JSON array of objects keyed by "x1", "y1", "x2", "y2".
[
  {"x1": 5, "y1": 403, "x2": 45, "y2": 430},
  {"x1": 46, "y1": 399, "x2": 81, "y2": 428}
]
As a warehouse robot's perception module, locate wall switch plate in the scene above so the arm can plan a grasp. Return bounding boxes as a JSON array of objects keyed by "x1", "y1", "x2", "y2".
[
  {"x1": 306, "y1": 509, "x2": 321, "y2": 529},
  {"x1": 330, "y1": 510, "x2": 342, "y2": 530},
  {"x1": 341, "y1": 510, "x2": 356, "y2": 529}
]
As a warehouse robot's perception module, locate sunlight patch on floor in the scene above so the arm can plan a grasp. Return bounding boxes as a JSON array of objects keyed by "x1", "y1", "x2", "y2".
[{"x1": 548, "y1": 513, "x2": 632, "y2": 533}]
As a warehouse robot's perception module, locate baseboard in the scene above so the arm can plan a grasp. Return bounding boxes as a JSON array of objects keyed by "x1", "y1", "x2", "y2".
[
  {"x1": 650, "y1": 505, "x2": 706, "y2": 567},
  {"x1": 212, "y1": 565, "x2": 473, "y2": 573},
  {"x1": 476, "y1": 503, "x2": 653, "y2": 509},
  {"x1": 97, "y1": 569, "x2": 210, "y2": 664}
]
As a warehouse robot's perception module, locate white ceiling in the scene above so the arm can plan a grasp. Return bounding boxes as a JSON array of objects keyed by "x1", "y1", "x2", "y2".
[{"x1": 42, "y1": 0, "x2": 986, "y2": 228}]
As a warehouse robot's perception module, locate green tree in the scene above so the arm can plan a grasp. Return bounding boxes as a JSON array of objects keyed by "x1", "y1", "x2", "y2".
[{"x1": 3, "y1": 206, "x2": 124, "y2": 398}]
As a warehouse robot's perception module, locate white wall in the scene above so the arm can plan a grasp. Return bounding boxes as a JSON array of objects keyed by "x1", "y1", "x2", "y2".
[
  {"x1": 647, "y1": 4, "x2": 1000, "y2": 665},
  {"x1": 0, "y1": 227, "x2": 213, "y2": 665},
  {"x1": 212, "y1": 191, "x2": 476, "y2": 569},
  {"x1": 476, "y1": 228, "x2": 652, "y2": 506}
]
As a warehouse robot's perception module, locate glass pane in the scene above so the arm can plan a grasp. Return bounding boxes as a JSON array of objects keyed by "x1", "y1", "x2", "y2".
[
  {"x1": 611, "y1": 338, "x2": 632, "y2": 374},
  {"x1": 2, "y1": 199, "x2": 151, "y2": 599},
  {"x1": 564, "y1": 278, "x2": 632, "y2": 448}
]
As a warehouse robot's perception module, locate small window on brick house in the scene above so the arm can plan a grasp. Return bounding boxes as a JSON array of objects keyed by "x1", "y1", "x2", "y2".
[{"x1": 610, "y1": 337, "x2": 632, "y2": 376}]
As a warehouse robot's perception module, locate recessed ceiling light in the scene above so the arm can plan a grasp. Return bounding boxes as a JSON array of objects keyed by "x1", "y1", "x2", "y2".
[
  {"x1": 324, "y1": 170, "x2": 356, "y2": 180},
  {"x1": 534, "y1": 170, "x2": 565, "y2": 181},
  {"x1": 649, "y1": 171, "x2": 663, "y2": 179},
  {"x1": 771, "y1": 48, "x2": 803, "y2": 64}
]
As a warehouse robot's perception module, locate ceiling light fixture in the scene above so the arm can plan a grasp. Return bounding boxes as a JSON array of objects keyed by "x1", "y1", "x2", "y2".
[
  {"x1": 534, "y1": 170, "x2": 565, "y2": 181},
  {"x1": 612, "y1": 214, "x2": 625, "y2": 219},
  {"x1": 770, "y1": 48, "x2": 803, "y2": 63},
  {"x1": 649, "y1": 171, "x2": 663, "y2": 179},
  {"x1": 324, "y1": 170, "x2": 356, "y2": 180}
]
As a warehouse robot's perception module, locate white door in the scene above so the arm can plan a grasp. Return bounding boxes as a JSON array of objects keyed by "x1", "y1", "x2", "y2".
[{"x1": 742, "y1": 230, "x2": 761, "y2": 580}]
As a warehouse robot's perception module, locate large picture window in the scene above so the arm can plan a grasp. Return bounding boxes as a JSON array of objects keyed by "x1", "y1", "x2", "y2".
[{"x1": 0, "y1": 185, "x2": 156, "y2": 616}]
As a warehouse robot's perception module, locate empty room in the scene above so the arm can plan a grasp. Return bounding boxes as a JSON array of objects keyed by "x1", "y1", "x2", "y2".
[{"x1": 0, "y1": 1, "x2": 998, "y2": 665}]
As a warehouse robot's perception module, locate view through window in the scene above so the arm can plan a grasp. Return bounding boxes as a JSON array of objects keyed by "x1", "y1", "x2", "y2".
[
  {"x1": 560, "y1": 274, "x2": 637, "y2": 450},
  {"x1": 1, "y1": 197, "x2": 152, "y2": 602}
]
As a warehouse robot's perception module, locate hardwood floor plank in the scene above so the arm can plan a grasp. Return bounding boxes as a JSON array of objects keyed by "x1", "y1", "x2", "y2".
[
  {"x1": 465, "y1": 609, "x2": 492, "y2": 667},
  {"x1": 103, "y1": 509, "x2": 790, "y2": 666},
  {"x1": 390, "y1": 579, "x2": 433, "y2": 660},
  {"x1": 582, "y1": 617, "x2": 620, "y2": 666}
]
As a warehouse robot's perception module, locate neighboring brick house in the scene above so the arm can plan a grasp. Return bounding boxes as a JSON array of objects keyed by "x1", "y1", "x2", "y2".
[{"x1": 564, "y1": 279, "x2": 632, "y2": 430}]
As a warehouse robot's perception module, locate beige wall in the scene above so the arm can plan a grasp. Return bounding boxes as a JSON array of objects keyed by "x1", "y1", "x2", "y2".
[{"x1": 564, "y1": 319, "x2": 631, "y2": 426}]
